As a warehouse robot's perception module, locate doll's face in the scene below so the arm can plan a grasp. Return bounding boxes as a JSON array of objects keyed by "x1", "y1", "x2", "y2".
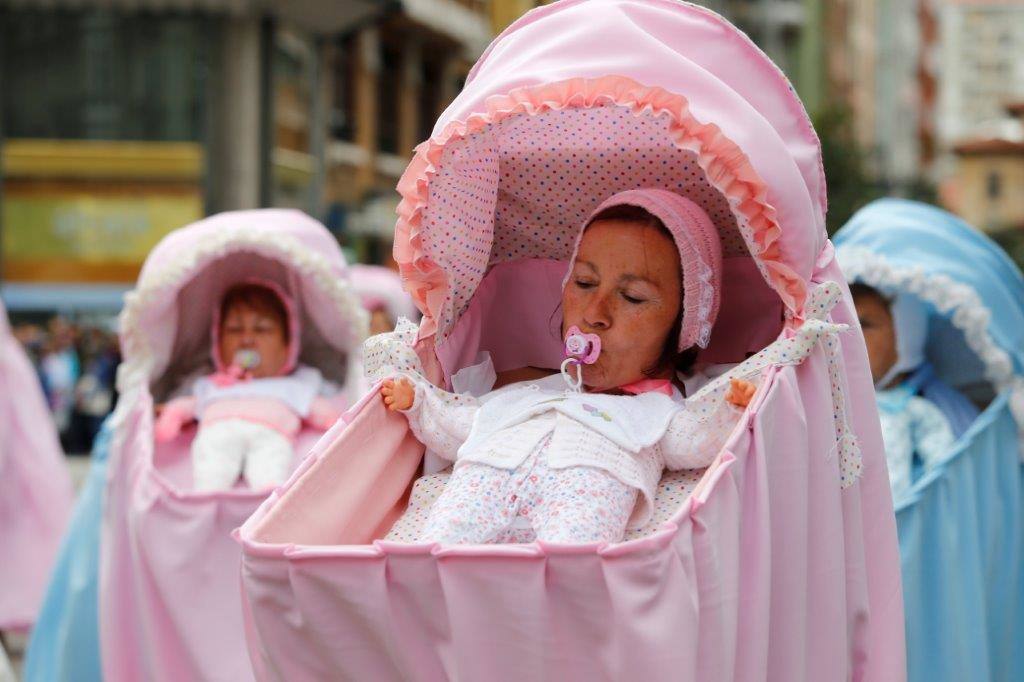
[
  {"x1": 852, "y1": 285, "x2": 897, "y2": 385},
  {"x1": 218, "y1": 301, "x2": 289, "y2": 379},
  {"x1": 562, "y1": 219, "x2": 682, "y2": 392}
]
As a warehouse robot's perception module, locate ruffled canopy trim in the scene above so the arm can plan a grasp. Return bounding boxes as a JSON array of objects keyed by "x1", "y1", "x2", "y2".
[
  {"x1": 118, "y1": 229, "x2": 369, "y2": 391},
  {"x1": 393, "y1": 75, "x2": 807, "y2": 341},
  {"x1": 839, "y1": 247, "x2": 1024, "y2": 443}
]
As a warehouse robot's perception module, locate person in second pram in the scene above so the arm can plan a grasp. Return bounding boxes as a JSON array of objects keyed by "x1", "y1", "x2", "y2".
[
  {"x1": 382, "y1": 189, "x2": 756, "y2": 544},
  {"x1": 156, "y1": 280, "x2": 345, "y2": 491},
  {"x1": 850, "y1": 282, "x2": 956, "y2": 498}
]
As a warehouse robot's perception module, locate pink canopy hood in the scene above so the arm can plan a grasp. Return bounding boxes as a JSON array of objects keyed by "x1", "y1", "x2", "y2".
[
  {"x1": 237, "y1": 2, "x2": 905, "y2": 680},
  {"x1": 99, "y1": 209, "x2": 368, "y2": 681}
]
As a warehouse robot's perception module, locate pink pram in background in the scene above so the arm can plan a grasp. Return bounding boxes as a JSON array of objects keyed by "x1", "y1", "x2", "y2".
[
  {"x1": 350, "y1": 263, "x2": 420, "y2": 325},
  {"x1": 238, "y1": 1, "x2": 906, "y2": 679},
  {"x1": 98, "y1": 210, "x2": 368, "y2": 681},
  {"x1": 0, "y1": 299, "x2": 73, "y2": 632}
]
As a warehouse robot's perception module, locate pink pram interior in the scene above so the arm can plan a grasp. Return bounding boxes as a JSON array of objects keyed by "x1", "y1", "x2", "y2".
[
  {"x1": 248, "y1": 253, "x2": 781, "y2": 552},
  {"x1": 145, "y1": 248, "x2": 360, "y2": 492}
]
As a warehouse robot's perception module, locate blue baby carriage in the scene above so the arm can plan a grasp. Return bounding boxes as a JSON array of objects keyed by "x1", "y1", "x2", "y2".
[{"x1": 835, "y1": 198, "x2": 1024, "y2": 682}]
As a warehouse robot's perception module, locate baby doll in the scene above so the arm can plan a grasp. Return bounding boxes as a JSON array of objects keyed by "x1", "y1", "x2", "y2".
[
  {"x1": 156, "y1": 279, "x2": 344, "y2": 491},
  {"x1": 382, "y1": 189, "x2": 755, "y2": 544},
  {"x1": 852, "y1": 283, "x2": 955, "y2": 497}
]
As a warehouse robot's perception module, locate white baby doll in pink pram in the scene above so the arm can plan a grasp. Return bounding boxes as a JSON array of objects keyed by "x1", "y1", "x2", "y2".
[
  {"x1": 382, "y1": 189, "x2": 755, "y2": 544},
  {"x1": 155, "y1": 278, "x2": 346, "y2": 491}
]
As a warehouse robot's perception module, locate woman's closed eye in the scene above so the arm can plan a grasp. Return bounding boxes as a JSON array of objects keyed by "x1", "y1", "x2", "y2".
[
  {"x1": 620, "y1": 283, "x2": 656, "y2": 305},
  {"x1": 573, "y1": 278, "x2": 597, "y2": 290},
  {"x1": 621, "y1": 291, "x2": 647, "y2": 304}
]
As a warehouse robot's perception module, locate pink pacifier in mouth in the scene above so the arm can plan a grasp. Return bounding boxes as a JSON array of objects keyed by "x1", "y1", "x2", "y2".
[
  {"x1": 563, "y1": 326, "x2": 601, "y2": 364},
  {"x1": 561, "y1": 326, "x2": 601, "y2": 392}
]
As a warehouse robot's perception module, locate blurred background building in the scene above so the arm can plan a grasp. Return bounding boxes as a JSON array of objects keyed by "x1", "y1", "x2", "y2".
[
  {"x1": 1, "y1": 0, "x2": 1022, "y2": 316},
  {"x1": 0, "y1": 0, "x2": 491, "y2": 313}
]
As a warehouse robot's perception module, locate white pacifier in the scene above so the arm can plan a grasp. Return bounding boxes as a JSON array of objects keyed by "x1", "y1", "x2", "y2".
[{"x1": 233, "y1": 349, "x2": 261, "y2": 370}]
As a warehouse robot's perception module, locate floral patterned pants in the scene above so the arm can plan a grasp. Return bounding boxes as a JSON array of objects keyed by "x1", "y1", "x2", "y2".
[{"x1": 420, "y1": 441, "x2": 638, "y2": 544}]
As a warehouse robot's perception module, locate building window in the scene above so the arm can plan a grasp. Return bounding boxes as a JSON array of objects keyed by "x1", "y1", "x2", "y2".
[
  {"x1": 272, "y1": 29, "x2": 314, "y2": 155},
  {"x1": 330, "y1": 35, "x2": 357, "y2": 142},
  {"x1": 418, "y1": 56, "x2": 444, "y2": 144},
  {"x1": 987, "y1": 171, "x2": 1002, "y2": 200},
  {"x1": 377, "y1": 40, "x2": 401, "y2": 155}
]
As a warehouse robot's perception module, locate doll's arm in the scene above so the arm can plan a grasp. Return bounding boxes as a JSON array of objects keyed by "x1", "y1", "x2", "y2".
[
  {"x1": 383, "y1": 375, "x2": 479, "y2": 462},
  {"x1": 305, "y1": 395, "x2": 346, "y2": 431},
  {"x1": 155, "y1": 396, "x2": 197, "y2": 442},
  {"x1": 660, "y1": 388, "x2": 747, "y2": 470}
]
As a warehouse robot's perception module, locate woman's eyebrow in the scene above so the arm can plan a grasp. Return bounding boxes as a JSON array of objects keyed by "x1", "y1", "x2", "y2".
[
  {"x1": 574, "y1": 259, "x2": 598, "y2": 274},
  {"x1": 619, "y1": 273, "x2": 657, "y2": 286}
]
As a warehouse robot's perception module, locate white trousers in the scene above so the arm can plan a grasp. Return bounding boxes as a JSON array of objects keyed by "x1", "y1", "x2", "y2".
[{"x1": 191, "y1": 418, "x2": 294, "y2": 492}]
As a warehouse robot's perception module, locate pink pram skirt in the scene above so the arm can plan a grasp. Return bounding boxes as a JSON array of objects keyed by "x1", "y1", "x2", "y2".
[{"x1": 238, "y1": 352, "x2": 905, "y2": 680}]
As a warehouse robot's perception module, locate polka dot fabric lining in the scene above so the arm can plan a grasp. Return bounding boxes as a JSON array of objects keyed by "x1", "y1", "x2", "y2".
[
  {"x1": 493, "y1": 107, "x2": 747, "y2": 260},
  {"x1": 420, "y1": 105, "x2": 750, "y2": 342},
  {"x1": 382, "y1": 466, "x2": 707, "y2": 543}
]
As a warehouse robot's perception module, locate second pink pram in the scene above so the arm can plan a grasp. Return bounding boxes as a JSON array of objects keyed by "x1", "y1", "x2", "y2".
[{"x1": 98, "y1": 209, "x2": 368, "y2": 681}]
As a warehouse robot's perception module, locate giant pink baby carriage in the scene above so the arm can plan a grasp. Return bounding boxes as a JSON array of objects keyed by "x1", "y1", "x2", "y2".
[
  {"x1": 237, "y1": 1, "x2": 906, "y2": 679},
  {"x1": 0, "y1": 299, "x2": 73, "y2": 632},
  {"x1": 98, "y1": 209, "x2": 368, "y2": 680}
]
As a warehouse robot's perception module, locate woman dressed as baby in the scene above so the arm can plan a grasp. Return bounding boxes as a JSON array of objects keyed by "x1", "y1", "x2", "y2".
[
  {"x1": 382, "y1": 189, "x2": 755, "y2": 544},
  {"x1": 156, "y1": 279, "x2": 344, "y2": 491}
]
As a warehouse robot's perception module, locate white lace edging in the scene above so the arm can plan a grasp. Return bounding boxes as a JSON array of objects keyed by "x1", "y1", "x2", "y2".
[
  {"x1": 363, "y1": 317, "x2": 425, "y2": 382},
  {"x1": 115, "y1": 228, "x2": 370, "y2": 407},
  {"x1": 840, "y1": 247, "x2": 1024, "y2": 457},
  {"x1": 839, "y1": 247, "x2": 1018, "y2": 393}
]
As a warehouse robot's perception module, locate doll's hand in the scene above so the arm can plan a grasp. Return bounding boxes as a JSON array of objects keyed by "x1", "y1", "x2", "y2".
[
  {"x1": 381, "y1": 378, "x2": 415, "y2": 411},
  {"x1": 155, "y1": 401, "x2": 192, "y2": 441},
  {"x1": 725, "y1": 378, "x2": 757, "y2": 408},
  {"x1": 154, "y1": 396, "x2": 197, "y2": 442}
]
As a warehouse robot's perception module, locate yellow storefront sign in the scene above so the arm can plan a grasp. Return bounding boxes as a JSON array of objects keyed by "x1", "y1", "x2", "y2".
[
  {"x1": 3, "y1": 188, "x2": 203, "y2": 282},
  {"x1": 2, "y1": 139, "x2": 205, "y2": 283}
]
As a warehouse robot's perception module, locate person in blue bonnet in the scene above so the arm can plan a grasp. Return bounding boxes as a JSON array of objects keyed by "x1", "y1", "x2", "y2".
[{"x1": 850, "y1": 282, "x2": 959, "y2": 497}]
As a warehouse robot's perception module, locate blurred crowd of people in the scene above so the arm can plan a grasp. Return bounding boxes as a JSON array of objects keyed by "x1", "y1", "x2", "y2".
[{"x1": 12, "y1": 316, "x2": 121, "y2": 454}]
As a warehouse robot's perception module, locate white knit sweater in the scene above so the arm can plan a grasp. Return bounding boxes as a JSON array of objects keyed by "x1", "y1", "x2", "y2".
[{"x1": 400, "y1": 373, "x2": 742, "y2": 527}]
